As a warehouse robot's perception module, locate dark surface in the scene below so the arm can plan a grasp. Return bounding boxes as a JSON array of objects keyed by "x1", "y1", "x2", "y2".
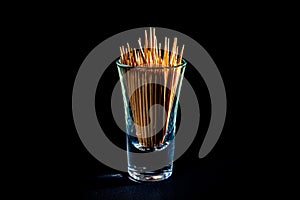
[{"x1": 79, "y1": 159, "x2": 245, "y2": 199}]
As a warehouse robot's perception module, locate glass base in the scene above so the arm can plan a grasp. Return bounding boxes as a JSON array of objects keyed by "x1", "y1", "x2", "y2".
[{"x1": 128, "y1": 164, "x2": 173, "y2": 182}]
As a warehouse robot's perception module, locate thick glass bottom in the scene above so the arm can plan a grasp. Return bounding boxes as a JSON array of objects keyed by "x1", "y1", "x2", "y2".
[{"x1": 128, "y1": 164, "x2": 173, "y2": 182}]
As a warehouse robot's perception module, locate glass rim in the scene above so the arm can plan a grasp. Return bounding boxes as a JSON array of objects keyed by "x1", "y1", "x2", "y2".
[{"x1": 116, "y1": 58, "x2": 187, "y2": 69}]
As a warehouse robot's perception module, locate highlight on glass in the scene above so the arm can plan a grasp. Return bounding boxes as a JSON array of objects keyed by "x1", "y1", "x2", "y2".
[{"x1": 117, "y1": 28, "x2": 186, "y2": 181}]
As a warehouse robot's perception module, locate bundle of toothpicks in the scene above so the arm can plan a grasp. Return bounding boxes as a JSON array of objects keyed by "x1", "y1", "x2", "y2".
[
  {"x1": 120, "y1": 28, "x2": 184, "y2": 67},
  {"x1": 118, "y1": 28, "x2": 186, "y2": 148}
]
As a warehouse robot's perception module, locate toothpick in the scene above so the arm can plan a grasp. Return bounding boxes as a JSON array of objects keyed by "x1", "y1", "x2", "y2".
[
  {"x1": 179, "y1": 44, "x2": 185, "y2": 64},
  {"x1": 138, "y1": 38, "x2": 146, "y2": 61}
]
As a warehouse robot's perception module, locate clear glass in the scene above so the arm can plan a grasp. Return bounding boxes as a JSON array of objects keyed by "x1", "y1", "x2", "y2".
[{"x1": 117, "y1": 59, "x2": 186, "y2": 181}]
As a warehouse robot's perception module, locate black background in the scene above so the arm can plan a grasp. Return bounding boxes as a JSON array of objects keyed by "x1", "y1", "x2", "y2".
[
  {"x1": 65, "y1": 22, "x2": 253, "y2": 199},
  {"x1": 57, "y1": 18, "x2": 251, "y2": 199},
  {"x1": 16, "y1": 5, "x2": 282, "y2": 199}
]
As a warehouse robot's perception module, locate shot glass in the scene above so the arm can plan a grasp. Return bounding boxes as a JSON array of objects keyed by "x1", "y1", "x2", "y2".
[{"x1": 117, "y1": 59, "x2": 186, "y2": 181}]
